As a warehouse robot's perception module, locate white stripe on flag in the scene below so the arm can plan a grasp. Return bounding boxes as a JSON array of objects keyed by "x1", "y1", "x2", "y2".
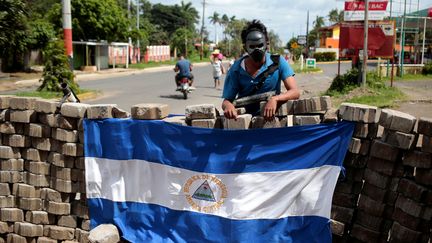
[{"x1": 85, "y1": 157, "x2": 340, "y2": 220}]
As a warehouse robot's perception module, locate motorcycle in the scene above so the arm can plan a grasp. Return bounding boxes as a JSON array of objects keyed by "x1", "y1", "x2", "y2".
[{"x1": 177, "y1": 77, "x2": 192, "y2": 100}]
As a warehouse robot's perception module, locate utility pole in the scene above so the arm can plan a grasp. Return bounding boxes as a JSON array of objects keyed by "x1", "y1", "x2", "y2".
[
  {"x1": 136, "y1": 0, "x2": 140, "y2": 63},
  {"x1": 200, "y1": 0, "x2": 206, "y2": 60},
  {"x1": 127, "y1": 0, "x2": 131, "y2": 66},
  {"x1": 362, "y1": 0, "x2": 369, "y2": 87},
  {"x1": 306, "y1": 10, "x2": 309, "y2": 57},
  {"x1": 399, "y1": 0, "x2": 407, "y2": 76},
  {"x1": 62, "y1": 0, "x2": 73, "y2": 69}
]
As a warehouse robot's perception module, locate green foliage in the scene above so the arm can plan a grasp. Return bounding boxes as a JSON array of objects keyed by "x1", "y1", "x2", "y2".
[
  {"x1": 422, "y1": 62, "x2": 432, "y2": 75},
  {"x1": 38, "y1": 40, "x2": 79, "y2": 93},
  {"x1": 313, "y1": 52, "x2": 336, "y2": 62},
  {"x1": 171, "y1": 28, "x2": 195, "y2": 57},
  {"x1": 327, "y1": 68, "x2": 360, "y2": 94},
  {"x1": 347, "y1": 86, "x2": 406, "y2": 108},
  {"x1": 286, "y1": 37, "x2": 303, "y2": 60}
]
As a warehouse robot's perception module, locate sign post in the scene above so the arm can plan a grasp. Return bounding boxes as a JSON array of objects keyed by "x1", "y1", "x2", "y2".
[{"x1": 306, "y1": 58, "x2": 316, "y2": 68}]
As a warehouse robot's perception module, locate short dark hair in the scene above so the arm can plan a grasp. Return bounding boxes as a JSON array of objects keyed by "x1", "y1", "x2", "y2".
[
  {"x1": 177, "y1": 53, "x2": 184, "y2": 58},
  {"x1": 241, "y1": 19, "x2": 269, "y2": 44}
]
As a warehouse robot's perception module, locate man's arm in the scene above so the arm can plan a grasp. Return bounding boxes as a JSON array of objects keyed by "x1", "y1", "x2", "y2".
[
  {"x1": 263, "y1": 76, "x2": 300, "y2": 119},
  {"x1": 174, "y1": 63, "x2": 179, "y2": 72},
  {"x1": 222, "y1": 99, "x2": 238, "y2": 119}
]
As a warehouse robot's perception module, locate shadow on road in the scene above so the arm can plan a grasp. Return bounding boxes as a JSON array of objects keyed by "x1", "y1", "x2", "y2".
[{"x1": 159, "y1": 94, "x2": 188, "y2": 100}]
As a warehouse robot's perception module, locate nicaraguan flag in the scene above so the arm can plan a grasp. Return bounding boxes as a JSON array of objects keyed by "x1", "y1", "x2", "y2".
[{"x1": 84, "y1": 119, "x2": 354, "y2": 243}]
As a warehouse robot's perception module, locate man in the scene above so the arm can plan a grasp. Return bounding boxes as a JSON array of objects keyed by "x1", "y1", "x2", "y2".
[
  {"x1": 222, "y1": 20, "x2": 300, "y2": 119},
  {"x1": 174, "y1": 54, "x2": 194, "y2": 88}
]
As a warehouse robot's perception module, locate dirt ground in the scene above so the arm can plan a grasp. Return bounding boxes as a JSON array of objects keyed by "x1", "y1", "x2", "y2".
[{"x1": 392, "y1": 80, "x2": 432, "y2": 118}]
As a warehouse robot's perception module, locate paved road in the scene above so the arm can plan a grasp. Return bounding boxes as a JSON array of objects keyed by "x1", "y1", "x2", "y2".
[{"x1": 79, "y1": 62, "x2": 352, "y2": 114}]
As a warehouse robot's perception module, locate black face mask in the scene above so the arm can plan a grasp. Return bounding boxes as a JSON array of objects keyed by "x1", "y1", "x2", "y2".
[{"x1": 250, "y1": 49, "x2": 265, "y2": 63}]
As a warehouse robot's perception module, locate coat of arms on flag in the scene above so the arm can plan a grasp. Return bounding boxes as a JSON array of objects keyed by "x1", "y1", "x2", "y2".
[{"x1": 84, "y1": 119, "x2": 354, "y2": 242}]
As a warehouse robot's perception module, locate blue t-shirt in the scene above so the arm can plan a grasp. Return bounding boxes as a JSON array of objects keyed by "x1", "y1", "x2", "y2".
[
  {"x1": 175, "y1": 59, "x2": 191, "y2": 78},
  {"x1": 222, "y1": 53, "x2": 295, "y2": 101}
]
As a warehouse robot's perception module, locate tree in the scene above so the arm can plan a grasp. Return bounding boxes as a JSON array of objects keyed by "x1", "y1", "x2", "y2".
[
  {"x1": 328, "y1": 8, "x2": 344, "y2": 24},
  {"x1": 209, "y1": 12, "x2": 220, "y2": 43},
  {"x1": 171, "y1": 27, "x2": 195, "y2": 57}
]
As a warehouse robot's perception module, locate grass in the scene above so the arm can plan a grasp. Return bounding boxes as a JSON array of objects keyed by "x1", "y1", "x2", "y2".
[
  {"x1": 383, "y1": 73, "x2": 432, "y2": 82},
  {"x1": 291, "y1": 63, "x2": 322, "y2": 73},
  {"x1": 346, "y1": 86, "x2": 406, "y2": 108}
]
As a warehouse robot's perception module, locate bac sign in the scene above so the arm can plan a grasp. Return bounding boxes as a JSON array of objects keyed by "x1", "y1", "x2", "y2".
[
  {"x1": 344, "y1": 0, "x2": 389, "y2": 21},
  {"x1": 306, "y1": 58, "x2": 316, "y2": 68}
]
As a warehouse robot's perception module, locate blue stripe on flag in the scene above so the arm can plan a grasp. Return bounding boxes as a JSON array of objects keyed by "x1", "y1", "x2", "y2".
[
  {"x1": 84, "y1": 119, "x2": 354, "y2": 173},
  {"x1": 88, "y1": 198, "x2": 332, "y2": 243}
]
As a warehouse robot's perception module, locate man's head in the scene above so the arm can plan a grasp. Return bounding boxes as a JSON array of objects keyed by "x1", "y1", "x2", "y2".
[
  {"x1": 241, "y1": 20, "x2": 269, "y2": 63},
  {"x1": 177, "y1": 53, "x2": 185, "y2": 60}
]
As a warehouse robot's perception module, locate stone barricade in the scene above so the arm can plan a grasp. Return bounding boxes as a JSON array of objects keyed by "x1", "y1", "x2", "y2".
[{"x1": 0, "y1": 95, "x2": 430, "y2": 243}]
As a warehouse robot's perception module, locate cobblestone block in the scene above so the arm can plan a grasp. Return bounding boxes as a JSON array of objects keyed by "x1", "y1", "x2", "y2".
[
  {"x1": 348, "y1": 138, "x2": 370, "y2": 155},
  {"x1": 0, "y1": 109, "x2": 11, "y2": 122},
  {"x1": 293, "y1": 98, "x2": 308, "y2": 114},
  {"x1": 366, "y1": 156, "x2": 397, "y2": 176},
  {"x1": 112, "y1": 106, "x2": 130, "y2": 118},
  {"x1": 421, "y1": 135, "x2": 432, "y2": 153},
  {"x1": 332, "y1": 192, "x2": 358, "y2": 207},
  {"x1": 0, "y1": 146, "x2": 21, "y2": 159},
  {"x1": 364, "y1": 168, "x2": 391, "y2": 189},
  {"x1": 354, "y1": 122, "x2": 379, "y2": 139},
  {"x1": 417, "y1": 117, "x2": 432, "y2": 136},
  {"x1": 54, "y1": 179, "x2": 77, "y2": 193},
  {"x1": 25, "y1": 211, "x2": 52, "y2": 225},
  {"x1": 57, "y1": 115, "x2": 78, "y2": 130},
  {"x1": 0, "y1": 96, "x2": 12, "y2": 109},
  {"x1": 397, "y1": 178, "x2": 428, "y2": 201},
  {"x1": 25, "y1": 161, "x2": 50, "y2": 175},
  {"x1": 0, "y1": 171, "x2": 23, "y2": 183},
  {"x1": 6, "y1": 233, "x2": 27, "y2": 243},
  {"x1": 0, "y1": 221, "x2": 13, "y2": 234},
  {"x1": 71, "y1": 201, "x2": 89, "y2": 219},
  {"x1": 74, "y1": 157, "x2": 85, "y2": 170},
  {"x1": 44, "y1": 225, "x2": 75, "y2": 240},
  {"x1": 335, "y1": 181, "x2": 363, "y2": 194},
  {"x1": 259, "y1": 101, "x2": 290, "y2": 116},
  {"x1": 339, "y1": 103, "x2": 379, "y2": 123},
  {"x1": 0, "y1": 159, "x2": 24, "y2": 171},
  {"x1": 10, "y1": 110, "x2": 37, "y2": 123},
  {"x1": 250, "y1": 116, "x2": 281, "y2": 129},
  {"x1": 279, "y1": 115, "x2": 294, "y2": 127},
  {"x1": 330, "y1": 220, "x2": 345, "y2": 236},
  {"x1": 3, "y1": 134, "x2": 31, "y2": 147},
  {"x1": 185, "y1": 104, "x2": 217, "y2": 120},
  {"x1": 356, "y1": 210, "x2": 383, "y2": 231},
  {"x1": 0, "y1": 195, "x2": 16, "y2": 208},
  {"x1": 350, "y1": 224, "x2": 380, "y2": 242},
  {"x1": 370, "y1": 140, "x2": 400, "y2": 161},
  {"x1": 0, "y1": 208, "x2": 23, "y2": 222},
  {"x1": 31, "y1": 138, "x2": 52, "y2": 151},
  {"x1": 322, "y1": 108, "x2": 338, "y2": 123},
  {"x1": 415, "y1": 168, "x2": 432, "y2": 186},
  {"x1": 309, "y1": 96, "x2": 322, "y2": 112},
  {"x1": 358, "y1": 194, "x2": 386, "y2": 217},
  {"x1": 37, "y1": 113, "x2": 58, "y2": 127},
  {"x1": 35, "y1": 237, "x2": 57, "y2": 243},
  {"x1": 52, "y1": 128, "x2": 78, "y2": 143},
  {"x1": 40, "y1": 188, "x2": 61, "y2": 203},
  {"x1": 0, "y1": 183, "x2": 10, "y2": 196},
  {"x1": 382, "y1": 129, "x2": 416, "y2": 150},
  {"x1": 320, "y1": 96, "x2": 331, "y2": 110},
  {"x1": 12, "y1": 184, "x2": 36, "y2": 198},
  {"x1": 86, "y1": 104, "x2": 116, "y2": 119},
  {"x1": 331, "y1": 205, "x2": 354, "y2": 224},
  {"x1": 57, "y1": 215, "x2": 77, "y2": 228},
  {"x1": 395, "y1": 194, "x2": 423, "y2": 217},
  {"x1": 81, "y1": 220, "x2": 90, "y2": 231},
  {"x1": 52, "y1": 167, "x2": 72, "y2": 181},
  {"x1": 34, "y1": 100, "x2": 58, "y2": 114},
  {"x1": 22, "y1": 149, "x2": 48, "y2": 162},
  {"x1": 389, "y1": 222, "x2": 421, "y2": 242},
  {"x1": 19, "y1": 197, "x2": 42, "y2": 211},
  {"x1": 60, "y1": 103, "x2": 89, "y2": 118},
  {"x1": 25, "y1": 172, "x2": 49, "y2": 187},
  {"x1": 162, "y1": 116, "x2": 187, "y2": 126},
  {"x1": 14, "y1": 222, "x2": 43, "y2": 237},
  {"x1": 392, "y1": 207, "x2": 421, "y2": 231},
  {"x1": 294, "y1": 115, "x2": 321, "y2": 125},
  {"x1": 131, "y1": 103, "x2": 169, "y2": 120},
  {"x1": 46, "y1": 201, "x2": 71, "y2": 215},
  {"x1": 9, "y1": 97, "x2": 38, "y2": 110},
  {"x1": 26, "y1": 123, "x2": 51, "y2": 138},
  {"x1": 62, "y1": 143, "x2": 83, "y2": 157},
  {"x1": 380, "y1": 109, "x2": 417, "y2": 133},
  {"x1": 75, "y1": 229, "x2": 90, "y2": 243},
  {"x1": 191, "y1": 119, "x2": 217, "y2": 128},
  {"x1": 362, "y1": 182, "x2": 387, "y2": 203},
  {"x1": 403, "y1": 150, "x2": 432, "y2": 168},
  {"x1": 48, "y1": 152, "x2": 75, "y2": 168},
  {"x1": 0, "y1": 122, "x2": 23, "y2": 134},
  {"x1": 223, "y1": 114, "x2": 252, "y2": 130}
]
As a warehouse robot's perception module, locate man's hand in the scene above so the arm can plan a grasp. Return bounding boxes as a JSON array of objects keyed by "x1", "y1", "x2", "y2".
[
  {"x1": 222, "y1": 100, "x2": 238, "y2": 119},
  {"x1": 263, "y1": 96, "x2": 278, "y2": 120}
]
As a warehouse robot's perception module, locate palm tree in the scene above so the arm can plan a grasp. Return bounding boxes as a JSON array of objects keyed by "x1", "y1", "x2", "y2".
[
  {"x1": 209, "y1": 12, "x2": 220, "y2": 44},
  {"x1": 221, "y1": 14, "x2": 229, "y2": 41}
]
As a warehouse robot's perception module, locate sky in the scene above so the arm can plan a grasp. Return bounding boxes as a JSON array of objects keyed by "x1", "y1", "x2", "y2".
[{"x1": 147, "y1": 0, "x2": 432, "y2": 44}]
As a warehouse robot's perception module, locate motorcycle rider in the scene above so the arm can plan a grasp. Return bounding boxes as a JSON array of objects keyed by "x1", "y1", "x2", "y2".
[
  {"x1": 174, "y1": 53, "x2": 194, "y2": 89},
  {"x1": 221, "y1": 19, "x2": 300, "y2": 120}
]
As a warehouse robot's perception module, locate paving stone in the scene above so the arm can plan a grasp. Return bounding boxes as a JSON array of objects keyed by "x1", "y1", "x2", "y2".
[
  {"x1": 350, "y1": 224, "x2": 380, "y2": 242},
  {"x1": 322, "y1": 108, "x2": 338, "y2": 123},
  {"x1": 25, "y1": 211, "x2": 52, "y2": 225},
  {"x1": 0, "y1": 221, "x2": 13, "y2": 234},
  {"x1": 74, "y1": 157, "x2": 85, "y2": 170},
  {"x1": 44, "y1": 225, "x2": 75, "y2": 240},
  {"x1": 9, "y1": 97, "x2": 38, "y2": 110},
  {"x1": 358, "y1": 194, "x2": 386, "y2": 217},
  {"x1": 60, "y1": 103, "x2": 89, "y2": 118},
  {"x1": 0, "y1": 109, "x2": 11, "y2": 123},
  {"x1": 38, "y1": 113, "x2": 58, "y2": 127},
  {"x1": 395, "y1": 194, "x2": 423, "y2": 217},
  {"x1": 0, "y1": 171, "x2": 23, "y2": 183},
  {"x1": 131, "y1": 103, "x2": 169, "y2": 120},
  {"x1": 0, "y1": 146, "x2": 21, "y2": 159},
  {"x1": 0, "y1": 183, "x2": 10, "y2": 196},
  {"x1": 3, "y1": 134, "x2": 31, "y2": 147},
  {"x1": 348, "y1": 138, "x2": 370, "y2": 155},
  {"x1": 34, "y1": 100, "x2": 58, "y2": 114},
  {"x1": 259, "y1": 101, "x2": 290, "y2": 116},
  {"x1": 370, "y1": 140, "x2": 400, "y2": 162},
  {"x1": 0, "y1": 96, "x2": 12, "y2": 109},
  {"x1": 356, "y1": 210, "x2": 383, "y2": 231},
  {"x1": 81, "y1": 220, "x2": 90, "y2": 231},
  {"x1": 52, "y1": 167, "x2": 72, "y2": 181},
  {"x1": 421, "y1": 135, "x2": 432, "y2": 153},
  {"x1": 0, "y1": 208, "x2": 24, "y2": 222},
  {"x1": 330, "y1": 220, "x2": 345, "y2": 236},
  {"x1": 54, "y1": 178, "x2": 78, "y2": 193},
  {"x1": 25, "y1": 161, "x2": 51, "y2": 175},
  {"x1": 40, "y1": 188, "x2": 62, "y2": 202},
  {"x1": 52, "y1": 128, "x2": 78, "y2": 143},
  {"x1": 331, "y1": 205, "x2": 354, "y2": 224},
  {"x1": 31, "y1": 138, "x2": 53, "y2": 151},
  {"x1": 12, "y1": 184, "x2": 36, "y2": 198},
  {"x1": 403, "y1": 150, "x2": 432, "y2": 168},
  {"x1": 71, "y1": 201, "x2": 89, "y2": 219},
  {"x1": 162, "y1": 116, "x2": 187, "y2": 126},
  {"x1": 382, "y1": 129, "x2": 416, "y2": 150},
  {"x1": 6, "y1": 233, "x2": 27, "y2": 243},
  {"x1": 380, "y1": 109, "x2": 417, "y2": 133},
  {"x1": 339, "y1": 103, "x2": 380, "y2": 123},
  {"x1": 14, "y1": 221, "x2": 43, "y2": 237},
  {"x1": 88, "y1": 224, "x2": 120, "y2": 243},
  {"x1": 185, "y1": 104, "x2": 217, "y2": 120},
  {"x1": 362, "y1": 182, "x2": 387, "y2": 203},
  {"x1": 332, "y1": 192, "x2": 358, "y2": 207},
  {"x1": 392, "y1": 207, "x2": 421, "y2": 231},
  {"x1": 279, "y1": 115, "x2": 294, "y2": 127},
  {"x1": 415, "y1": 168, "x2": 432, "y2": 186},
  {"x1": 47, "y1": 152, "x2": 74, "y2": 168},
  {"x1": 294, "y1": 115, "x2": 321, "y2": 125},
  {"x1": 75, "y1": 229, "x2": 90, "y2": 243},
  {"x1": 389, "y1": 222, "x2": 421, "y2": 242},
  {"x1": 87, "y1": 104, "x2": 117, "y2": 119},
  {"x1": 0, "y1": 122, "x2": 24, "y2": 134},
  {"x1": 57, "y1": 215, "x2": 77, "y2": 228},
  {"x1": 417, "y1": 117, "x2": 432, "y2": 136},
  {"x1": 320, "y1": 96, "x2": 332, "y2": 110},
  {"x1": 366, "y1": 156, "x2": 397, "y2": 176},
  {"x1": 46, "y1": 201, "x2": 71, "y2": 215},
  {"x1": 62, "y1": 143, "x2": 84, "y2": 157},
  {"x1": 0, "y1": 195, "x2": 16, "y2": 208},
  {"x1": 9, "y1": 110, "x2": 37, "y2": 123},
  {"x1": 293, "y1": 98, "x2": 310, "y2": 114},
  {"x1": 19, "y1": 197, "x2": 42, "y2": 211},
  {"x1": 223, "y1": 114, "x2": 252, "y2": 130},
  {"x1": 25, "y1": 172, "x2": 50, "y2": 187},
  {"x1": 354, "y1": 122, "x2": 379, "y2": 138},
  {"x1": 250, "y1": 116, "x2": 281, "y2": 129},
  {"x1": 0, "y1": 159, "x2": 24, "y2": 171},
  {"x1": 35, "y1": 237, "x2": 57, "y2": 243},
  {"x1": 363, "y1": 168, "x2": 391, "y2": 189},
  {"x1": 26, "y1": 123, "x2": 51, "y2": 138},
  {"x1": 22, "y1": 149, "x2": 48, "y2": 162},
  {"x1": 112, "y1": 106, "x2": 130, "y2": 118},
  {"x1": 191, "y1": 119, "x2": 217, "y2": 128}
]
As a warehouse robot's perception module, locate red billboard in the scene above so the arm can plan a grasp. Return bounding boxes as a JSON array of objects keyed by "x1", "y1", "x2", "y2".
[{"x1": 339, "y1": 21, "x2": 395, "y2": 58}]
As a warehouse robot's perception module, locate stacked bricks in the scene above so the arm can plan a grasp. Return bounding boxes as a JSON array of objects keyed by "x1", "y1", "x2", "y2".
[
  {"x1": 1, "y1": 96, "x2": 431, "y2": 243},
  {"x1": 0, "y1": 97, "x2": 130, "y2": 242}
]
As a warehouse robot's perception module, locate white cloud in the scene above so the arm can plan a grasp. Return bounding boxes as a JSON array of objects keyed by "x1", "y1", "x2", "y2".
[{"x1": 148, "y1": 0, "x2": 432, "y2": 43}]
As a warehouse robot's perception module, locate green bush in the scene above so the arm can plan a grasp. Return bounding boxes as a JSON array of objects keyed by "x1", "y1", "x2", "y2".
[
  {"x1": 38, "y1": 40, "x2": 80, "y2": 94},
  {"x1": 422, "y1": 62, "x2": 432, "y2": 75},
  {"x1": 327, "y1": 68, "x2": 360, "y2": 94},
  {"x1": 313, "y1": 52, "x2": 336, "y2": 62}
]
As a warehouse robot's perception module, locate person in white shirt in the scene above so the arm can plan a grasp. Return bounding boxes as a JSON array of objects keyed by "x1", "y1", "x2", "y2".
[{"x1": 211, "y1": 54, "x2": 225, "y2": 89}]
